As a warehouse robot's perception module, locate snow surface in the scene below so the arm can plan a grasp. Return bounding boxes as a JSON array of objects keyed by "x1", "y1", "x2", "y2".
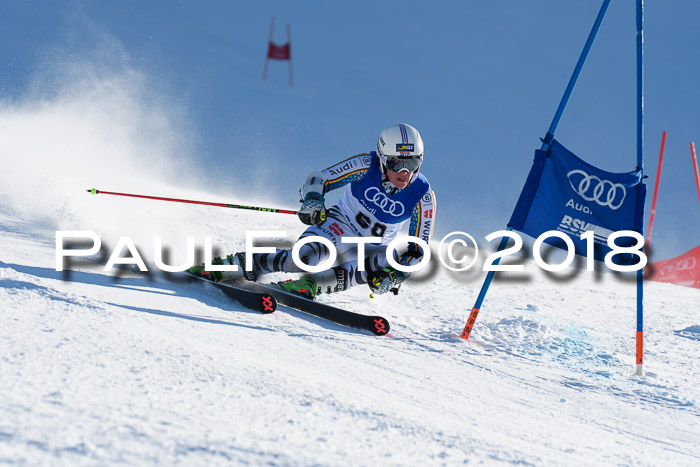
[{"x1": 1, "y1": 192, "x2": 699, "y2": 464}]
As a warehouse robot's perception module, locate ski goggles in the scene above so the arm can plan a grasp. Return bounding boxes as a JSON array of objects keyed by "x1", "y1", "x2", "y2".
[{"x1": 384, "y1": 155, "x2": 423, "y2": 173}]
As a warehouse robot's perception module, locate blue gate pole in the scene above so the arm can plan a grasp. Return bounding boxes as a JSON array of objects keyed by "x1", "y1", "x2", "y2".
[
  {"x1": 461, "y1": 0, "x2": 612, "y2": 340},
  {"x1": 542, "y1": 0, "x2": 612, "y2": 152},
  {"x1": 636, "y1": 0, "x2": 645, "y2": 376}
]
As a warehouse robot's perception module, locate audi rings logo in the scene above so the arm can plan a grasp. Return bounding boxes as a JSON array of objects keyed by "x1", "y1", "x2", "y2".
[
  {"x1": 364, "y1": 187, "x2": 405, "y2": 217},
  {"x1": 567, "y1": 169, "x2": 627, "y2": 210},
  {"x1": 676, "y1": 257, "x2": 697, "y2": 270},
  {"x1": 661, "y1": 257, "x2": 697, "y2": 276}
]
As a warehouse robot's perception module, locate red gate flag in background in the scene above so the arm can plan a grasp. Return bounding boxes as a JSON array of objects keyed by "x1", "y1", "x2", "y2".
[
  {"x1": 262, "y1": 17, "x2": 293, "y2": 86},
  {"x1": 647, "y1": 245, "x2": 700, "y2": 289},
  {"x1": 267, "y1": 42, "x2": 290, "y2": 60},
  {"x1": 645, "y1": 137, "x2": 700, "y2": 290}
]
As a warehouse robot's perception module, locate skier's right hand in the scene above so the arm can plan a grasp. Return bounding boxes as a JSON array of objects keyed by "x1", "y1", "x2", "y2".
[
  {"x1": 298, "y1": 192, "x2": 327, "y2": 225},
  {"x1": 368, "y1": 267, "x2": 406, "y2": 295}
]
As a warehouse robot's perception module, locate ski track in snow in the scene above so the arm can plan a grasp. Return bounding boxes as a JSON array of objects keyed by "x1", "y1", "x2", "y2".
[{"x1": 1, "y1": 205, "x2": 699, "y2": 465}]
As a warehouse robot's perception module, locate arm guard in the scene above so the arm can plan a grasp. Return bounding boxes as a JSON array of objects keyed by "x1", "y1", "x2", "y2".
[{"x1": 301, "y1": 170, "x2": 327, "y2": 200}]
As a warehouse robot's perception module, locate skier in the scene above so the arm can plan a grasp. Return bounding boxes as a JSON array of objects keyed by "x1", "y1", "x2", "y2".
[{"x1": 190, "y1": 123, "x2": 436, "y2": 299}]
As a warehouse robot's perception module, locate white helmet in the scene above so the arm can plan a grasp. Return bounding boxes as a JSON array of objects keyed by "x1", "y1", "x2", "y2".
[{"x1": 376, "y1": 123, "x2": 424, "y2": 174}]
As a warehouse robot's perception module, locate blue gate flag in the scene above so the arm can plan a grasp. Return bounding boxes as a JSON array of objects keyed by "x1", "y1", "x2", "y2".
[{"x1": 508, "y1": 139, "x2": 646, "y2": 263}]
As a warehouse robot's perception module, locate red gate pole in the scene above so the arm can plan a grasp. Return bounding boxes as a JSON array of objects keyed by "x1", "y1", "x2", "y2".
[
  {"x1": 646, "y1": 131, "x2": 666, "y2": 253},
  {"x1": 691, "y1": 142, "x2": 700, "y2": 211}
]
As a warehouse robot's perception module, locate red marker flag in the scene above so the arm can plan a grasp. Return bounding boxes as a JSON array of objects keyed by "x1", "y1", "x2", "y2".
[
  {"x1": 647, "y1": 244, "x2": 700, "y2": 289},
  {"x1": 267, "y1": 42, "x2": 290, "y2": 60},
  {"x1": 262, "y1": 18, "x2": 293, "y2": 86}
]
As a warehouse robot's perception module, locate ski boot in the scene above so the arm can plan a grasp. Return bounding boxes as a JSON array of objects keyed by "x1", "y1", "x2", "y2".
[
  {"x1": 188, "y1": 252, "x2": 257, "y2": 282},
  {"x1": 278, "y1": 268, "x2": 345, "y2": 300}
]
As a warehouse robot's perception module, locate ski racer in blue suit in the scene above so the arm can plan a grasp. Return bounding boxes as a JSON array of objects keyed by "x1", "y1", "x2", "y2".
[{"x1": 192, "y1": 123, "x2": 436, "y2": 299}]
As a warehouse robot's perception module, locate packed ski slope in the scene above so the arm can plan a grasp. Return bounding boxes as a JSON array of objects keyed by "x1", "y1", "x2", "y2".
[
  {"x1": 1, "y1": 21, "x2": 699, "y2": 463},
  {"x1": 1, "y1": 193, "x2": 699, "y2": 464}
]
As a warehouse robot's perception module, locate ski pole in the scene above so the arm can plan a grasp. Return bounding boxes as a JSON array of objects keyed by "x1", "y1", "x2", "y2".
[{"x1": 86, "y1": 188, "x2": 298, "y2": 215}]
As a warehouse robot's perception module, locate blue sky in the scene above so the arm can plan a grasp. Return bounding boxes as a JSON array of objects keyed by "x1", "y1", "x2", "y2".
[{"x1": 2, "y1": 0, "x2": 699, "y2": 260}]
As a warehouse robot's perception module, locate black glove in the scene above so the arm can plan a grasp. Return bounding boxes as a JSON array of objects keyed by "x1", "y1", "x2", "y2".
[{"x1": 367, "y1": 267, "x2": 406, "y2": 295}]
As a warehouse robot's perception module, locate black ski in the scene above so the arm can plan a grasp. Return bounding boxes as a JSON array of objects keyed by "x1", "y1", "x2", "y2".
[
  {"x1": 178, "y1": 274, "x2": 277, "y2": 314},
  {"x1": 169, "y1": 273, "x2": 388, "y2": 335},
  {"x1": 244, "y1": 283, "x2": 390, "y2": 336}
]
